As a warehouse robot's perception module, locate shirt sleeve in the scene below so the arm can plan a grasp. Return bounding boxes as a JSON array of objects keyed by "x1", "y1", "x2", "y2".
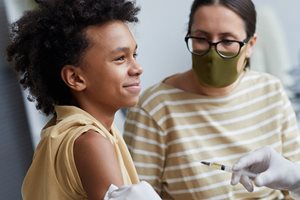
[
  {"x1": 290, "y1": 187, "x2": 300, "y2": 199},
  {"x1": 279, "y1": 83, "x2": 300, "y2": 162},
  {"x1": 123, "y1": 106, "x2": 166, "y2": 194}
]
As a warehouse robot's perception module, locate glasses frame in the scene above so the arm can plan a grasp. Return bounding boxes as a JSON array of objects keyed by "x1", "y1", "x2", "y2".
[{"x1": 184, "y1": 35, "x2": 249, "y2": 59}]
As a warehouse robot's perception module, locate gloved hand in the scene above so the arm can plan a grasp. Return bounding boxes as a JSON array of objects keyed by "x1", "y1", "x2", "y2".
[
  {"x1": 230, "y1": 146, "x2": 300, "y2": 195},
  {"x1": 104, "y1": 181, "x2": 162, "y2": 200}
]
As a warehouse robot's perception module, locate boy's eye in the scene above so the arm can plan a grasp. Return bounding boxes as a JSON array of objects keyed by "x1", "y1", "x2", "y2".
[{"x1": 115, "y1": 56, "x2": 125, "y2": 61}]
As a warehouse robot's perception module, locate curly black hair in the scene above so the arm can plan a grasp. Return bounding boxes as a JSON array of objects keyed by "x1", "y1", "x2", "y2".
[{"x1": 7, "y1": 0, "x2": 140, "y2": 115}]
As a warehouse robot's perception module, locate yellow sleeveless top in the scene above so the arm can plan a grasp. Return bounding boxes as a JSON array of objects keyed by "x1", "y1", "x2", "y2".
[{"x1": 22, "y1": 106, "x2": 139, "y2": 200}]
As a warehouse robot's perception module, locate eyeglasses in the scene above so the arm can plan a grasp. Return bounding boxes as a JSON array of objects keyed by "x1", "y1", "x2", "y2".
[{"x1": 185, "y1": 35, "x2": 249, "y2": 59}]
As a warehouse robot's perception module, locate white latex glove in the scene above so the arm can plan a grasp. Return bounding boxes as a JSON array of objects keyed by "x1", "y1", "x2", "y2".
[
  {"x1": 104, "y1": 181, "x2": 162, "y2": 200},
  {"x1": 230, "y1": 146, "x2": 300, "y2": 196}
]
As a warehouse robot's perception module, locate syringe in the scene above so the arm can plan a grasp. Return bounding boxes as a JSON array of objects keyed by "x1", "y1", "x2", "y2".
[{"x1": 201, "y1": 161, "x2": 257, "y2": 178}]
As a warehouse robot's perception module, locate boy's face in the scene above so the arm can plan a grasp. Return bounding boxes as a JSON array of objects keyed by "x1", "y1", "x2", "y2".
[{"x1": 75, "y1": 21, "x2": 143, "y2": 113}]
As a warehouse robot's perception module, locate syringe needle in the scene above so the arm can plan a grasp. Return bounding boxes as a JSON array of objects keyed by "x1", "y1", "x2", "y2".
[{"x1": 201, "y1": 161, "x2": 257, "y2": 178}]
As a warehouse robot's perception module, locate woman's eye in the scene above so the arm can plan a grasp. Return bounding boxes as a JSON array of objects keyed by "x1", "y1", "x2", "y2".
[
  {"x1": 133, "y1": 53, "x2": 138, "y2": 59},
  {"x1": 221, "y1": 40, "x2": 234, "y2": 46},
  {"x1": 198, "y1": 38, "x2": 206, "y2": 42},
  {"x1": 193, "y1": 38, "x2": 207, "y2": 45}
]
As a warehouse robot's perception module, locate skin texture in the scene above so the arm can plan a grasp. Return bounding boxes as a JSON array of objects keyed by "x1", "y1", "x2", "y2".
[
  {"x1": 165, "y1": 5, "x2": 257, "y2": 96},
  {"x1": 62, "y1": 21, "x2": 143, "y2": 200}
]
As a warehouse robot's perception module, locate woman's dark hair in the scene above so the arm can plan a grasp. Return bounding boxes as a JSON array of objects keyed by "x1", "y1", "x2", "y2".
[
  {"x1": 7, "y1": 0, "x2": 140, "y2": 115},
  {"x1": 187, "y1": 0, "x2": 257, "y2": 39}
]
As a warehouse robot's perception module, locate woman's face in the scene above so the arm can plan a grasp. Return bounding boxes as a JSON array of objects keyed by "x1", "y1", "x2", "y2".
[
  {"x1": 75, "y1": 21, "x2": 143, "y2": 112},
  {"x1": 190, "y1": 4, "x2": 256, "y2": 73}
]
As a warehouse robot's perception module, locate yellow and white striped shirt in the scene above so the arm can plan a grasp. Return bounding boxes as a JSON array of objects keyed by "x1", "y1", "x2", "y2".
[{"x1": 124, "y1": 70, "x2": 300, "y2": 200}]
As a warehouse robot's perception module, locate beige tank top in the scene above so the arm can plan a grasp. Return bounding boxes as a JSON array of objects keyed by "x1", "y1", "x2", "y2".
[{"x1": 22, "y1": 106, "x2": 139, "y2": 200}]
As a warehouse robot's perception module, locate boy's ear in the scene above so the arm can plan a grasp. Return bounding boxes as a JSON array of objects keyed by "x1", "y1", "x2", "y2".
[{"x1": 61, "y1": 65, "x2": 86, "y2": 91}]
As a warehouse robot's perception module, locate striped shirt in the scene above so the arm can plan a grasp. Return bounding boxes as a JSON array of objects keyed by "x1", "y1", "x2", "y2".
[{"x1": 124, "y1": 70, "x2": 300, "y2": 200}]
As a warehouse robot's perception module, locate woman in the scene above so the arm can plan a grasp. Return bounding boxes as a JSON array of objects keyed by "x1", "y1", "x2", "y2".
[
  {"x1": 124, "y1": 0, "x2": 300, "y2": 199},
  {"x1": 7, "y1": 0, "x2": 161, "y2": 199}
]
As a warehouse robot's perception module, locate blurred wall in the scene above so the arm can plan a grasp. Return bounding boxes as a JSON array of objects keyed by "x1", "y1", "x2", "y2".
[
  {"x1": 134, "y1": 0, "x2": 193, "y2": 91},
  {"x1": 1, "y1": 0, "x2": 33, "y2": 199},
  {"x1": 253, "y1": 0, "x2": 300, "y2": 67},
  {"x1": 4, "y1": 0, "x2": 49, "y2": 148}
]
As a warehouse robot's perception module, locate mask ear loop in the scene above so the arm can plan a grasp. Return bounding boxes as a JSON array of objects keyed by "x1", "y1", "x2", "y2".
[
  {"x1": 239, "y1": 42, "x2": 250, "y2": 70},
  {"x1": 243, "y1": 36, "x2": 254, "y2": 69},
  {"x1": 241, "y1": 56, "x2": 249, "y2": 71},
  {"x1": 245, "y1": 58, "x2": 250, "y2": 69}
]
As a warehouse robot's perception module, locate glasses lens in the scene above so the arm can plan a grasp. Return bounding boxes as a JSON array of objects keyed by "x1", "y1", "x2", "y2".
[
  {"x1": 186, "y1": 37, "x2": 209, "y2": 56},
  {"x1": 216, "y1": 41, "x2": 241, "y2": 58}
]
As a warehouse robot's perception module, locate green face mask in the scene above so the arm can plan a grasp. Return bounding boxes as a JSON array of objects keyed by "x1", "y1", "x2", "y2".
[{"x1": 192, "y1": 49, "x2": 245, "y2": 88}]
